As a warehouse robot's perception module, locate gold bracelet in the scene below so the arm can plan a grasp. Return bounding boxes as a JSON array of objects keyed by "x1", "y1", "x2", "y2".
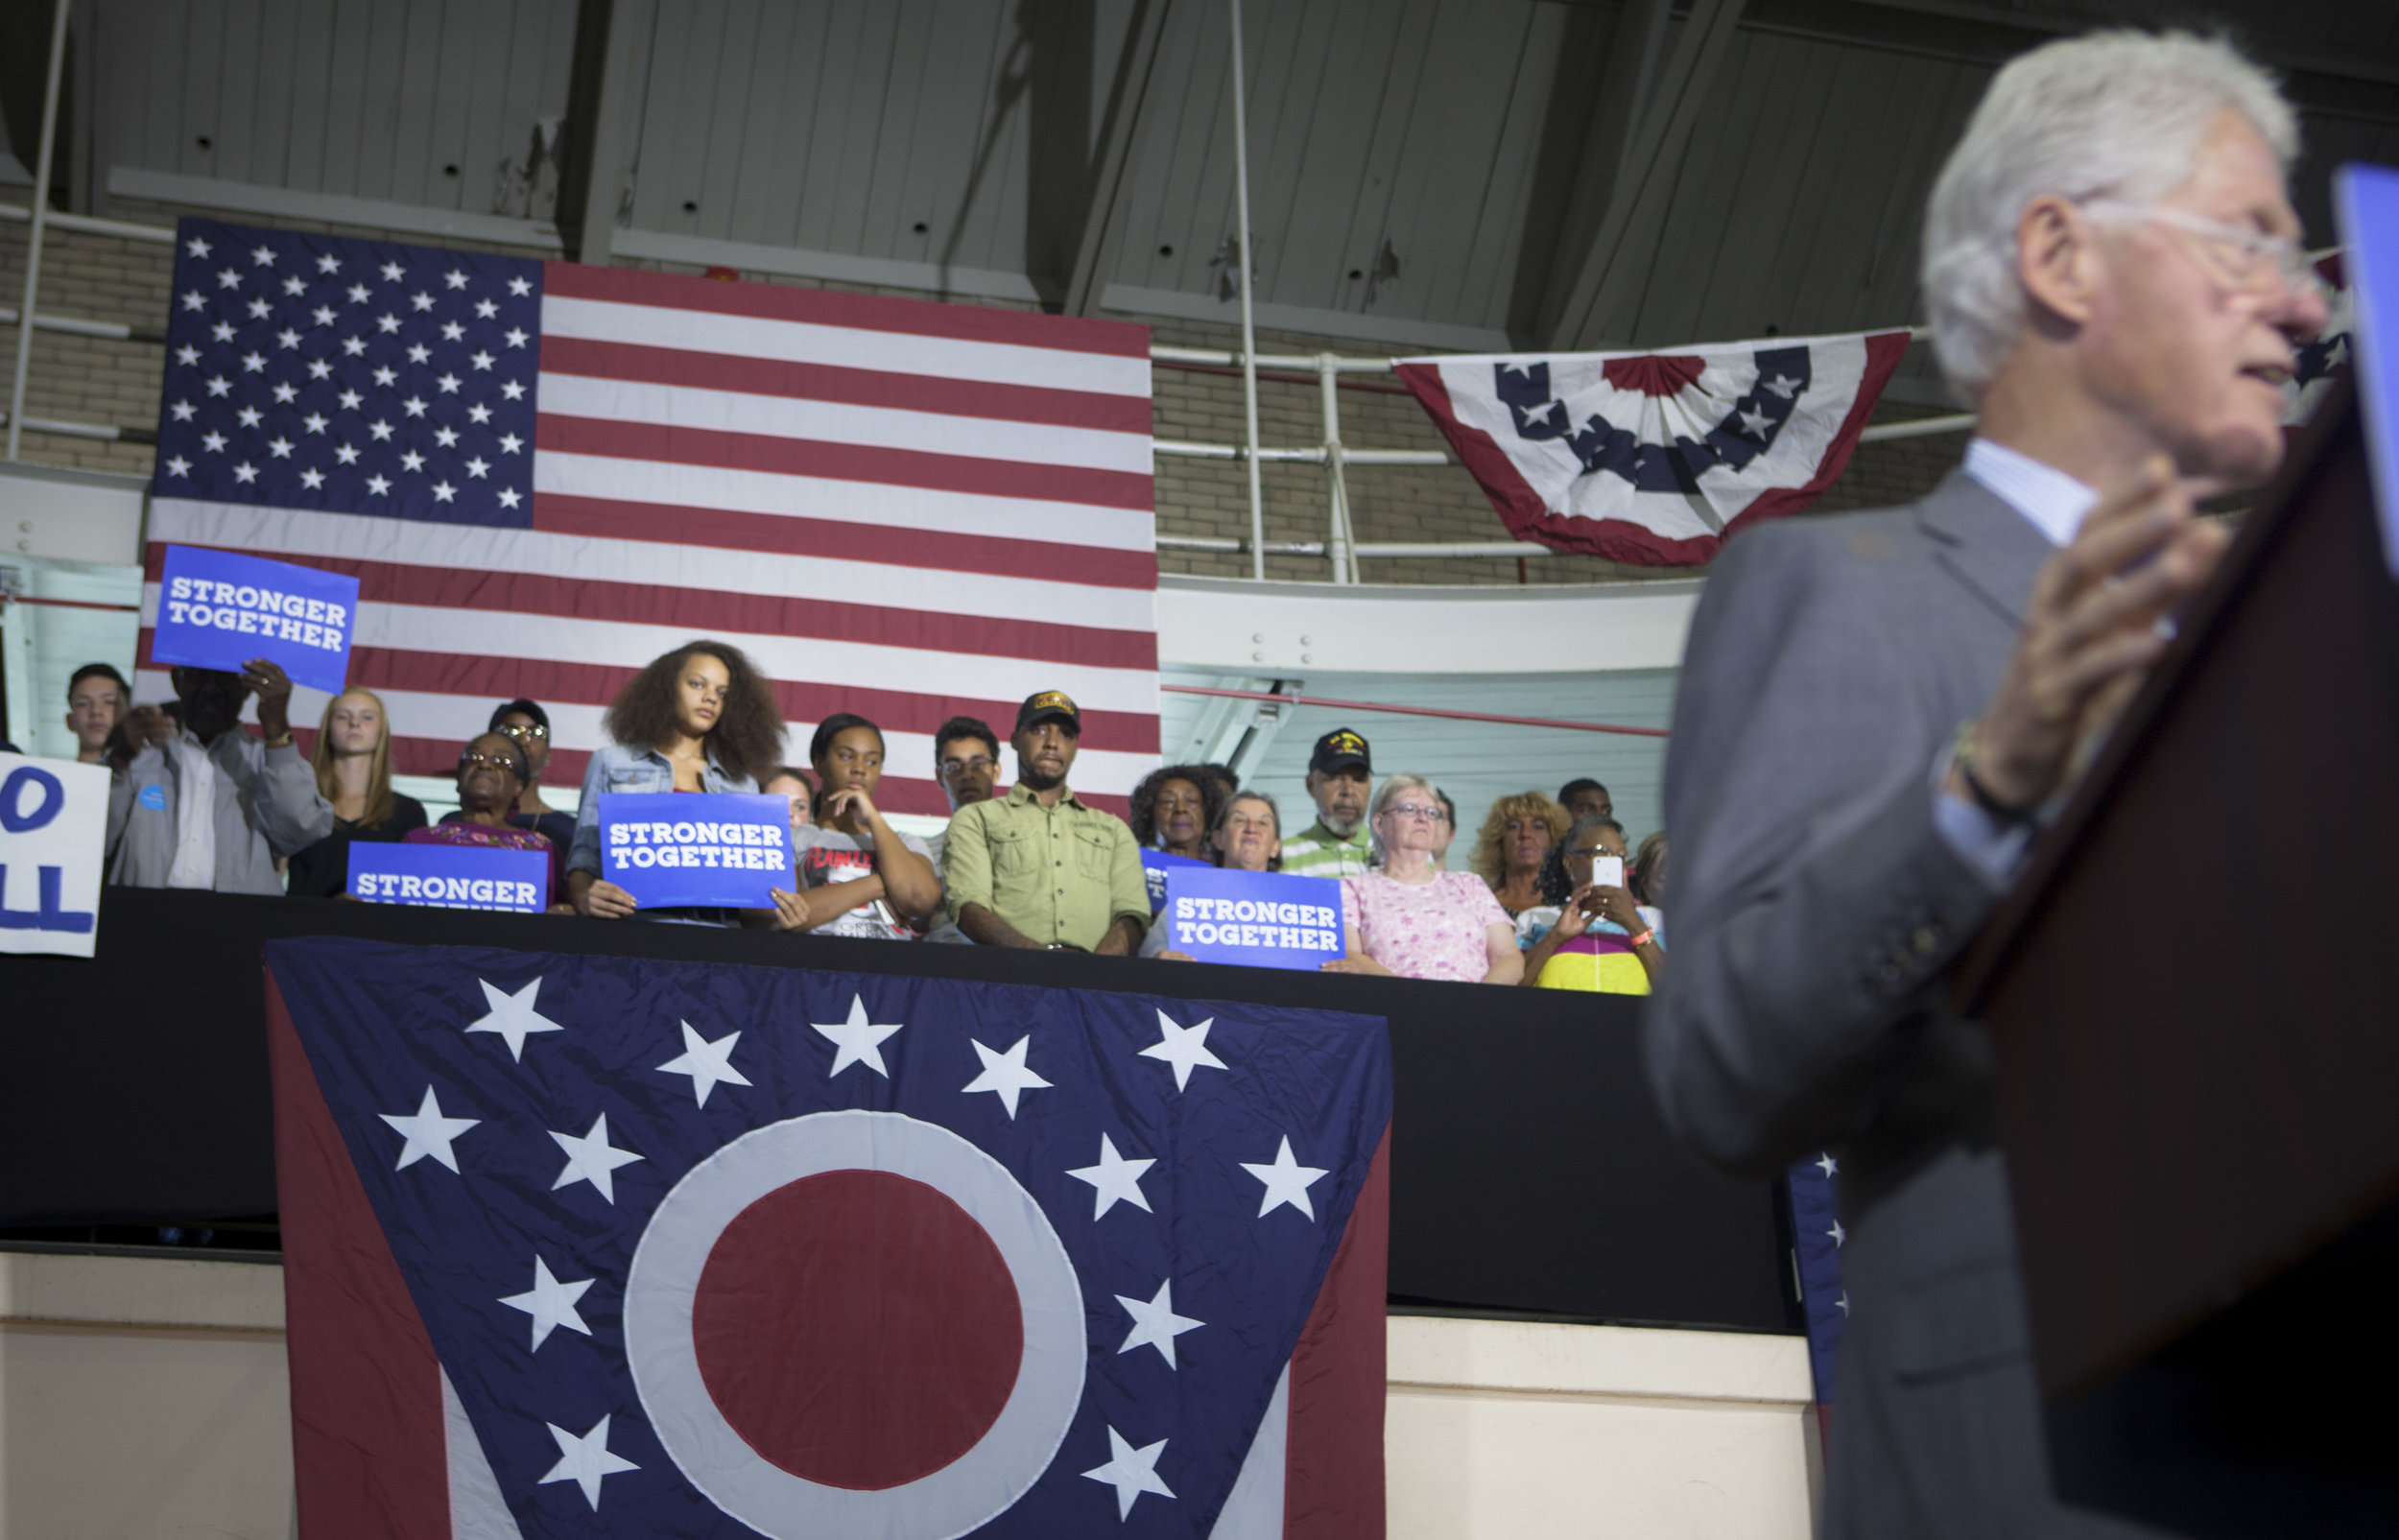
[
  {"x1": 263, "y1": 731, "x2": 295, "y2": 750},
  {"x1": 1950, "y1": 720, "x2": 2031, "y2": 822}
]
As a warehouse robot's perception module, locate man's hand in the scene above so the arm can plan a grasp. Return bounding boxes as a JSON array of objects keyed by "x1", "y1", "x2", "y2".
[
  {"x1": 123, "y1": 704, "x2": 176, "y2": 752},
  {"x1": 243, "y1": 657, "x2": 296, "y2": 740},
  {"x1": 1965, "y1": 456, "x2": 2228, "y2": 811}
]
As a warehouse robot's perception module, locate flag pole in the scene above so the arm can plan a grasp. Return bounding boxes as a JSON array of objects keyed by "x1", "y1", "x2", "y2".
[{"x1": 1227, "y1": 0, "x2": 1265, "y2": 580}]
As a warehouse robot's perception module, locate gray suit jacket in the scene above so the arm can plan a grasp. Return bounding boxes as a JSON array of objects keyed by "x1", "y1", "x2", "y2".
[{"x1": 1649, "y1": 471, "x2": 2144, "y2": 1537}]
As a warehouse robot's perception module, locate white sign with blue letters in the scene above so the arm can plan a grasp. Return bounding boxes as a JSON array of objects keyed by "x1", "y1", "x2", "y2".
[{"x1": 0, "y1": 752, "x2": 109, "y2": 958}]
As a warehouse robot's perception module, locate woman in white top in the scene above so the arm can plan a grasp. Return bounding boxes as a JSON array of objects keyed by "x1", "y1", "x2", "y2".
[{"x1": 1324, "y1": 774, "x2": 1522, "y2": 984}]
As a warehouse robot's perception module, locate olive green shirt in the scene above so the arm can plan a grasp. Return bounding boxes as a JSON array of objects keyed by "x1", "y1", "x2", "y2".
[{"x1": 943, "y1": 783, "x2": 1151, "y2": 949}]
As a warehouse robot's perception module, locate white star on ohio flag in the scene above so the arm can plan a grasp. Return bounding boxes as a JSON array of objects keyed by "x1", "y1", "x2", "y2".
[
  {"x1": 1241, "y1": 1136, "x2": 1329, "y2": 1220},
  {"x1": 654, "y1": 1022, "x2": 751, "y2": 1107},
  {"x1": 1115, "y1": 1279, "x2": 1204, "y2": 1368},
  {"x1": 498, "y1": 1256, "x2": 594, "y2": 1351},
  {"x1": 378, "y1": 1086, "x2": 479, "y2": 1173},
  {"x1": 1138, "y1": 1010, "x2": 1227, "y2": 1091},
  {"x1": 962, "y1": 1035, "x2": 1051, "y2": 1119},
  {"x1": 1066, "y1": 1132, "x2": 1155, "y2": 1220},
  {"x1": 1082, "y1": 1427, "x2": 1175, "y2": 1519},
  {"x1": 464, "y1": 977, "x2": 562, "y2": 1061},
  {"x1": 549, "y1": 1113, "x2": 643, "y2": 1203},
  {"x1": 539, "y1": 1415, "x2": 638, "y2": 1509},
  {"x1": 814, "y1": 995, "x2": 903, "y2": 1078}
]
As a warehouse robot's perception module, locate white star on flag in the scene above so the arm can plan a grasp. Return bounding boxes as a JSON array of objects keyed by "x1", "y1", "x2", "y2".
[
  {"x1": 1736, "y1": 405, "x2": 1772, "y2": 439},
  {"x1": 1066, "y1": 1132, "x2": 1155, "y2": 1219},
  {"x1": 813, "y1": 995, "x2": 902, "y2": 1078},
  {"x1": 1138, "y1": 1010, "x2": 1226, "y2": 1091},
  {"x1": 464, "y1": 977, "x2": 562, "y2": 1061},
  {"x1": 498, "y1": 1255, "x2": 594, "y2": 1351},
  {"x1": 1761, "y1": 372, "x2": 1801, "y2": 399},
  {"x1": 1241, "y1": 1136, "x2": 1329, "y2": 1220},
  {"x1": 655, "y1": 1021, "x2": 751, "y2": 1107},
  {"x1": 962, "y1": 1035, "x2": 1051, "y2": 1119},
  {"x1": 549, "y1": 1113, "x2": 643, "y2": 1203},
  {"x1": 1828, "y1": 1220, "x2": 1846, "y2": 1247},
  {"x1": 538, "y1": 1415, "x2": 638, "y2": 1510},
  {"x1": 378, "y1": 1086, "x2": 479, "y2": 1173},
  {"x1": 1115, "y1": 1279, "x2": 1204, "y2": 1368},
  {"x1": 1816, "y1": 1152, "x2": 1838, "y2": 1178},
  {"x1": 1082, "y1": 1427, "x2": 1175, "y2": 1519}
]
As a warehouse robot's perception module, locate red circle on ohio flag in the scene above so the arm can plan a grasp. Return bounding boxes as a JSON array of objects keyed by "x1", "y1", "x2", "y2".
[
  {"x1": 693, "y1": 1170, "x2": 1025, "y2": 1488},
  {"x1": 625, "y1": 1110, "x2": 1085, "y2": 1540}
]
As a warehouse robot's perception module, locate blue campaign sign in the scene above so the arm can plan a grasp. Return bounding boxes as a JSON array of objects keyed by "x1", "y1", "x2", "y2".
[
  {"x1": 2339, "y1": 162, "x2": 2399, "y2": 578},
  {"x1": 1160, "y1": 865, "x2": 1346, "y2": 971},
  {"x1": 349, "y1": 841, "x2": 549, "y2": 912},
  {"x1": 601, "y1": 793, "x2": 792, "y2": 910},
  {"x1": 152, "y1": 544, "x2": 361, "y2": 696},
  {"x1": 1140, "y1": 846, "x2": 1210, "y2": 912}
]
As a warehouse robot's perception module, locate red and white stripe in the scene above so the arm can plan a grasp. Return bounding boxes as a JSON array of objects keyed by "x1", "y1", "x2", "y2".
[{"x1": 142, "y1": 265, "x2": 1157, "y2": 815}]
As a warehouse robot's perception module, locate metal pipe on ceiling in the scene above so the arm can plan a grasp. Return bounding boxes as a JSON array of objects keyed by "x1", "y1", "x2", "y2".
[
  {"x1": 6, "y1": 0, "x2": 72, "y2": 462},
  {"x1": 1226, "y1": 0, "x2": 1266, "y2": 581}
]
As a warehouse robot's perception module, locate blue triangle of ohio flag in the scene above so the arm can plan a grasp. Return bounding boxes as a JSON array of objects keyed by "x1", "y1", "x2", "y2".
[{"x1": 265, "y1": 936, "x2": 1392, "y2": 1539}]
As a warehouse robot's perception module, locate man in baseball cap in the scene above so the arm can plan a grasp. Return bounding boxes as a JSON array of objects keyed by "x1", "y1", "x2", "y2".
[
  {"x1": 1279, "y1": 727, "x2": 1375, "y2": 878},
  {"x1": 942, "y1": 690, "x2": 1149, "y2": 953}
]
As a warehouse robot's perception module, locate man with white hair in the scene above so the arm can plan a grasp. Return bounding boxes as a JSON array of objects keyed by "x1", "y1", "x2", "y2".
[{"x1": 1649, "y1": 31, "x2": 2325, "y2": 1536}]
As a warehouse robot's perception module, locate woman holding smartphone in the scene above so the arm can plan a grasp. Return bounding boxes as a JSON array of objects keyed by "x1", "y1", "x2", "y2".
[{"x1": 1519, "y1": 815, "x2": 1662, "y2": 993}]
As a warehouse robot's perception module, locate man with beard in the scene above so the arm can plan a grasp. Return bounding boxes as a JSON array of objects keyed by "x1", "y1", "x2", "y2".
[
  {"x1": 1278, "y1": 728, "x2": 1376, "y2": 878},
  {"x1": 107, "y1": 659, "x2": 332, "y2": 892},
  {"x1": 942, "y1": 690, "x2": 1148, "y2": 954}
]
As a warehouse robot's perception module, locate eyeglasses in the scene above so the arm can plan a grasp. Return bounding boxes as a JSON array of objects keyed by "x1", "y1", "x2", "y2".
[
  {"x1": 458, "y1": 751, "x2": 520, "y2": 774},
  {"x1": 1384, "y1": 803, "x2": 1447, "y2": 822},
  {"x1": 496, "y1": 722, "x2": 548, "y2": 741},
  {"x1": 2078, "y1": 200, "x2": 2327, "y2": 305},
  {"x1": 939, "y1": 755, "x2": 997, "y2": 774}
]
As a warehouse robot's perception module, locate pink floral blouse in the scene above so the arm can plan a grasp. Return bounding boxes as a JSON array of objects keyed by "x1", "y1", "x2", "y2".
[{"x1": 1340, "y1": 869, "x2": 1510, "y2": 983}]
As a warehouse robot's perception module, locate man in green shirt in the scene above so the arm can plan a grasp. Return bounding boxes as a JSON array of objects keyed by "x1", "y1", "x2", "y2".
[
  {"x1": 944, "y1": 691, "x2": 1149, "y2": 953},
  {"x1": 1278, "y1": 727, "x2": 1376, "y2": 878}
]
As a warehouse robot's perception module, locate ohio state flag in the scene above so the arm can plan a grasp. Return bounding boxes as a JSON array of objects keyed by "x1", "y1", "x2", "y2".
[
  {"x1": 1397, "y1": 331, "x2": 1910, "y2": 565},
  {"x1": 265, "y1": 936, "x2": 1390, "y2": 1538}
]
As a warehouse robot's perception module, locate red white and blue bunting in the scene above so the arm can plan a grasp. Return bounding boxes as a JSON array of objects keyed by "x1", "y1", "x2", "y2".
[{"x1": 1397, "y1": 330, "x2": 1911, "y2": 566}]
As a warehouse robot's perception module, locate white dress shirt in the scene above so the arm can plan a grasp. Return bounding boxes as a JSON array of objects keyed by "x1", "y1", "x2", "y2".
[
  {"x1": 165, "y1": 732, "x2": 220, "y2": 889},
  {"x1": 1930, "y1": 439, "x2": 2101, "y2": 888}
]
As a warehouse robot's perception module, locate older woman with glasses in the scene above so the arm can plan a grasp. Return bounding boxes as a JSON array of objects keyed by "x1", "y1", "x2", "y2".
[
  {"x1": 1519, "y1": 815, "x2": 1660, "y2": 993},
  {"x1": 1323, "y1": 774, "x2": 1520, "y2": 984},
  {"x1": 1145, "y1": 790, "x2": 1286, "y2": 960},
  {"x1": 404, "y1": 731, "x2": 572, "y2": 911}
]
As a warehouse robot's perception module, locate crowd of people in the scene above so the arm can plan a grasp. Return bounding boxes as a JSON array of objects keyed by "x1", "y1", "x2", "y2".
[{"x1": 59, "y1": 639, "x2": 1665, "y2": 990}]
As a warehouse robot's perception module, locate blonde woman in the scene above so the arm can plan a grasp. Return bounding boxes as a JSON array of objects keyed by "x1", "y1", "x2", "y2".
[
  {"x1": 1324, "y1": 774, "x2": 1521, "y2": 984},
  {"x1": 286, "y1": 689, "x2": 427, "y2": 898},
  {"x1": 1470, "y1": 790, "x2": 1570, "y2": 918}
]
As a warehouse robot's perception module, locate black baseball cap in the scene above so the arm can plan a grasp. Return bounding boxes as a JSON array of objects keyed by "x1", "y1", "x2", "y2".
[
  {"x1": 489, "y1": 698, "x2": 550, "y2": 734},
  {"x1": 1309, "y1": 727, "x2": 1371, "y2": 776},
  {"x1": 1015, "y1": 690, "x2": 1081, "y2": 734}
]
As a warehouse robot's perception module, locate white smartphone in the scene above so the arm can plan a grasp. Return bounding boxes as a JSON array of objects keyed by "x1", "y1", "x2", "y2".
[{"x1": 1593, "y1": 855, "x2": 1625, "y2": 889}]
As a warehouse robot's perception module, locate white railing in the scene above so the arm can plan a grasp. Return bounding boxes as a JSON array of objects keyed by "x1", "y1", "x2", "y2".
[{"x1": 1, "y1": 190, "x2": 1983, "y2": 579}]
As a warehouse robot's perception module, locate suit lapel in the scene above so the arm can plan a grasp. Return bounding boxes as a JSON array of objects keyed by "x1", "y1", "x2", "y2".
[{"x1": 1916, "y1": 468, "x2": 2054, "y2": 627}]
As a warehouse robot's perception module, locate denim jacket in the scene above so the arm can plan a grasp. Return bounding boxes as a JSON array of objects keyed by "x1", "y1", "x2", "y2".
[{"x1": 567, "y1": 743, "x2": 759, "y2": 924}]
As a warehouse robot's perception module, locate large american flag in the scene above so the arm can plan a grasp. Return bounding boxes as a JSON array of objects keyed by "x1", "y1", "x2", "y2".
[{"x1": 139, "y1": 218, "x2": 1159, "y2": 815}]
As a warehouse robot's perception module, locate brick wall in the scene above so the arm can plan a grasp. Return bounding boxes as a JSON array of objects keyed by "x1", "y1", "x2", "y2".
[{"x1": 1, "y1": 200, "x2": 1966, "y2": 579}]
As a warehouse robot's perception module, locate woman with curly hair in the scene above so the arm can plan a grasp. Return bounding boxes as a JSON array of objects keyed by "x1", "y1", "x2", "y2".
[
  {"x1": 1128, "y1": 764, "x2": 1227, "y2": 863},
  {"x1": 1469, "y1": 790, "x2": 1569, "y2": 918},
  {"x1": 566, "y1": 639, "x2": 786, "y2": 922}
]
